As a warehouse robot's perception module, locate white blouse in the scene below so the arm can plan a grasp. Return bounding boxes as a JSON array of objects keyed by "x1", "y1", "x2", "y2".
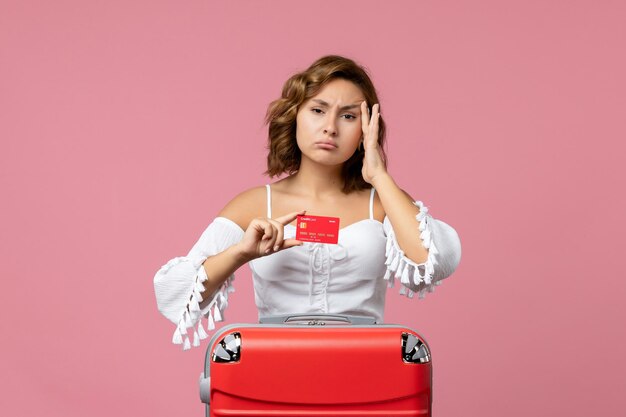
[{"x1": 153, "y1": 186, "x2": 462, "y2": 350}]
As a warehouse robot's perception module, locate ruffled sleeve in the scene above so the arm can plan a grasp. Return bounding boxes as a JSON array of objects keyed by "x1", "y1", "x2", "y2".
[
  {"x1": 153, "y1": 217, "x2": 245, "y2": 350},
  {"x1": 383, "y1": 201, "x2": 461, "y2": 299}
]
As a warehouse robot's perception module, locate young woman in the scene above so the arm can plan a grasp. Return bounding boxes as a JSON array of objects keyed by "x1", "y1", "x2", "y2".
[{"x1": 154, "y1": 55, "x2": 462, "y2": 350}]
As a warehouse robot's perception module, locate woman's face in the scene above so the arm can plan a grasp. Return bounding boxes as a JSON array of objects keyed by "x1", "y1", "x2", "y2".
[{"x1": 295, "y1": 78, "x2": 365, "y2": 167}]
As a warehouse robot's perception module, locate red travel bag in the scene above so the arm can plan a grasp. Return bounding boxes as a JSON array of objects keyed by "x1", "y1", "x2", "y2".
[{"x1": 199, "y1": 314, "x2": 432, "y2": 416}]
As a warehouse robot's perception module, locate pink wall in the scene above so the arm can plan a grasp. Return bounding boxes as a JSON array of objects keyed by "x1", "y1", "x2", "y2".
[{"x1": 1, "y1": 1, "x2": 624, "y2": 416}]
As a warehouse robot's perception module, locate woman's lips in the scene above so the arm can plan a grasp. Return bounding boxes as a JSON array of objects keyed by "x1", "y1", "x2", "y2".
[{"x1": 315, "y1": 141, "x2": 337, "y2": 150}]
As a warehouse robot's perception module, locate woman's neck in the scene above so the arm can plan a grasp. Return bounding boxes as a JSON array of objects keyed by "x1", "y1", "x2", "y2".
[{"x1": 286, "y1": 158, "x2": 345, "y2": 198}]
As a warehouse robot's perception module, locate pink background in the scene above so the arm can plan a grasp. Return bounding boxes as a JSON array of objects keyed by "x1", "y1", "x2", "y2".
[{"x1": 1, "y1": 1, "x2": 624, "y2": 416}]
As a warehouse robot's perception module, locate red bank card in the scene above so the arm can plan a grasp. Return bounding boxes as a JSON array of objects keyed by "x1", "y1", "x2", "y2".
[{"x1": 295, "y1": 215, "x2": 340, "y2": 244}]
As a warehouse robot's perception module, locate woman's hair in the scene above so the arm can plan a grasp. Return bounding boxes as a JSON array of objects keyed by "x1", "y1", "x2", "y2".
[{"x1": 265, "y1": 55, "x2": 387, "y2": 193}]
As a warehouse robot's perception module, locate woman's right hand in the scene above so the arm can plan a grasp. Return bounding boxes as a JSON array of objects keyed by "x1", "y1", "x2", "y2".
[{"x1": 236, "y1": 210, "x2": 306, "y2": 261}]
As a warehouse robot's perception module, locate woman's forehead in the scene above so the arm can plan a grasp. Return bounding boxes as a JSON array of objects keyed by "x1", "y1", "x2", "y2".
[{"x1": 310, "y1": 79, "x2": 365, "y2": 104}]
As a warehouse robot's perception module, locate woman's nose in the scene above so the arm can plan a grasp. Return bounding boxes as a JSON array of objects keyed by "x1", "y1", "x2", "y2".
[{"x1": 323, "y1": 118, "x2": 337, "y2": 136}]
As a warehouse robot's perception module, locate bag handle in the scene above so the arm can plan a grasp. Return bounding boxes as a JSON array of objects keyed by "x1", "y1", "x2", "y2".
[{"x1": 259, "y1": 314, "x2": 377, "y2": 325}]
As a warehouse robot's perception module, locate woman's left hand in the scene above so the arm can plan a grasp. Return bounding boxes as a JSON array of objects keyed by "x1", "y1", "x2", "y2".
[{"x1": 360, "y1": 101, "x2": 387, "y2": 185}]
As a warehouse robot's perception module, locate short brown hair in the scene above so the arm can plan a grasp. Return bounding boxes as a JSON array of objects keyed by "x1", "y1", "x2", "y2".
[{"x1": 265, "y1": 55, "x2": 387, "y2": 193}]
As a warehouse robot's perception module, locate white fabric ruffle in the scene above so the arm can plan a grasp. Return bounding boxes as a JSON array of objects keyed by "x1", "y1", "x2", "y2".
[
  {"x1": 383, "y1": 201, "x2": 461, "y2": 299},
  {"x1": 153, "y1": 218, "x2": 244, "y2": 350}
]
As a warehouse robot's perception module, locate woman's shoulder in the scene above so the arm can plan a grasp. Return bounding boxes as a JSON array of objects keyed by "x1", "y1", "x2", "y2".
[{"x1": 217, "y1": 185, "x2": 267, "y2": 231}]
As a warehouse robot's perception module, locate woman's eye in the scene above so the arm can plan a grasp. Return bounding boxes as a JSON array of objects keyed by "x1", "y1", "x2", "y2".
[
  {"x1": 342, "y1": 114, "x2": 356, "y2": 120},
  {"x1": 311, "y1": 108, "x2": 324, "y2": 114}
]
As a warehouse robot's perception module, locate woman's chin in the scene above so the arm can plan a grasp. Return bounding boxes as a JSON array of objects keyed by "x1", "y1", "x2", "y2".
[{"x1": 303, "y1": 154, "x2": 350, "y2": 167}]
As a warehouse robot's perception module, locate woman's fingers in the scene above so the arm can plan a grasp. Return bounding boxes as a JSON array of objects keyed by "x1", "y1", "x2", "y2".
[
  {"x1": 281, "y1": 238, "x2": 304, "y2": 249},
  {"x1": 265, "y1": 219, "x2": 284, "y2": 253},
  {"x1": 246, "y1": 211, "x2": 307, "y2": 257},
  {"x1": 370, "y1": 104, "x2": 379, "y2": 130},
  {"x1": 274, "y1": 210, "x2": 306, "y2": 226},
  {"x1": 268, "y1": 212, "x2": 307, "y2": 253},
  {"x1": 361, "y1": 101, "x2": 370, "y2": 133},
  {"x1": 366, "y1": 103, "x2": 379, "y2": 146},
  {"x1": 261, "y1": 222, "x2": 273, "y2": 241},
  {"x1": 361, "y1": 101, "x2": 380, "y2": 147}
]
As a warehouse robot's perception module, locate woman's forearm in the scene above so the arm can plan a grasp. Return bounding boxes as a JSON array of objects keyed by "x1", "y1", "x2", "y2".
[
  {"x1": 200, "y1": 243, "x2": 250, "y2": 300},
  {"x1": 371, "y1": 173, "x2": 429, "y2": 264}
]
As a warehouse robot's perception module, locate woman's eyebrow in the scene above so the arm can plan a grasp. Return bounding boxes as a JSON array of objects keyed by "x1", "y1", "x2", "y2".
[{"x1": 311, "y1": 99, "x2": 362, "y2": 111}]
